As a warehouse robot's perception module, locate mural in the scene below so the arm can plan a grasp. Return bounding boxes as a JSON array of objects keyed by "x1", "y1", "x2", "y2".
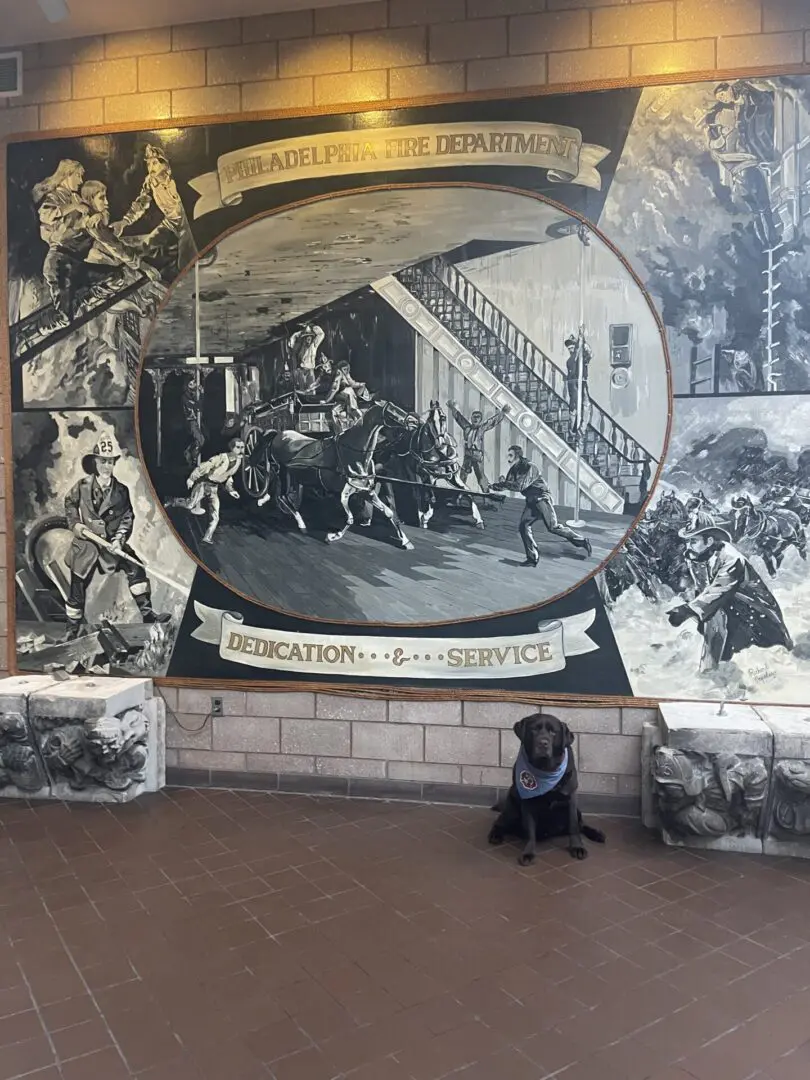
[
  {"x1": 141, "y1": 187, "x2": 667, "y2": 625},
  {"x1": 5, "y1": 73, "x2": 810, "y2": 702}
]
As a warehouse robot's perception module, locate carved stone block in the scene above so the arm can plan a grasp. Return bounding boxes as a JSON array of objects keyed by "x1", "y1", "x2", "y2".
[
  {"x1": 143, "y1": 696, "x2": 166, "y2": 796},
  {"x1": 640, "y1": 721, "x2": 659, "y2": 830},
  {"x1": 757, "y1": 706, "x2": 810, "y2": 859},
  {"x1": 5, "y1": 676, "x2": 165, "y2": 805},
  {"x1": 756, "y1": 706, "x2": 810, "y2": 761},
  {"x1": 646, "y1": 703, "x2": 771, "y2": 854},
  {"x1": 30, "y1": 677, "x2": 152, "y2": 720},
  {"x1": 658, "y1": 702, "x2": 771, "y2": 757},
  {"x1": 0, "y1": 675, "x2": 60, "y2": 799}
]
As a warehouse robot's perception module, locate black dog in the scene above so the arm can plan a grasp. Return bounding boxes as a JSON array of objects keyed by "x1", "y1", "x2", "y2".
[{"x1": 488, "y1": 712, "x2": 606, "y2": 865}]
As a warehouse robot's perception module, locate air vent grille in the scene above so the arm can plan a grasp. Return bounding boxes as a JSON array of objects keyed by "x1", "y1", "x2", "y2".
[{"x1": 0, "y1": 53, "x2": 22, "y2": 97}]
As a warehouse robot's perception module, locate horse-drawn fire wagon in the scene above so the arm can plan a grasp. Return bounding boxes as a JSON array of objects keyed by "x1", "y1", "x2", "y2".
[{"x1": 238, "y1": 394, "x2": 342, "y2": 499}]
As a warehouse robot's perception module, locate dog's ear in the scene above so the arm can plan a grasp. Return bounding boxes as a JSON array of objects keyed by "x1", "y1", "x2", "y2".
[
  {"x1": 562, "y1": 722, "x2": 574, "y2": 748},
  {"x1": 513, "y1": 717, "x2": 527, "y2": 742}
]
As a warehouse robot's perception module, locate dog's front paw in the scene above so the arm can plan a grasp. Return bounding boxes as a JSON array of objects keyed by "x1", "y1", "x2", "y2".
[
  {"x1": 518, "y1": 852, "x2": 535, "y2": 866},
  {"x1": 488, "y1": 829, "x2": 504, "y2": 846},
  {"x1": 568, "y1": 844, "x2": 588, "y2": 860}
]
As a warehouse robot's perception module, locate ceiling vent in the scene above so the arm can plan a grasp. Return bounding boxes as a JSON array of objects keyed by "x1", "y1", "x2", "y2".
[{"x1": 0, "y1": 53, "x2": 22, "y2": 99}]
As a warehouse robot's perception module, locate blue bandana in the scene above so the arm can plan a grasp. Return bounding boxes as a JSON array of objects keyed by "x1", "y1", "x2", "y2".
[{"x1": 514, "y1": 747, "x2": 568, "y2": 799}]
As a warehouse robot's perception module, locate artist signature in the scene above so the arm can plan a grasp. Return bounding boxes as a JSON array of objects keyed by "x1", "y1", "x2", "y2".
[{"x1": 747, "y1": 666, "x2": 776, "y2": 683}]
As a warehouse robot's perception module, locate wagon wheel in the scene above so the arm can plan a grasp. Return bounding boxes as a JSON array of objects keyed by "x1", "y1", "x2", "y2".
[
  {"x1": 241, "y1": 425, "x2": 271, "y2": 499},
  {"x1": 25, "y1": 514, "x2": 72, "y2": 596}
]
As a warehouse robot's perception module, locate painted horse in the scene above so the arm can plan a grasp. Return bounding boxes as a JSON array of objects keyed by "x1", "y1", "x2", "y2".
[
  {"x1": 378, "y1": 401, "x2": 488, "y2": 529},
  {"x1": 598, "y1": 530, "x2": 660, "y2": 607},
  {"x1": 261, "y1": 399, "x2": 414, "y2": 548},
  {"x1": 683, "y1": 489, "x2": 720, "y2": 530},
  {"x1": 764, "y1": 484, "x2": 810, "y2": 527},
  {"x1": 640, "y1": 491, "x2": 698, "y2": 595},
  {"x1": 730, "y1": 492, "x2": 806, "y2": 576}
]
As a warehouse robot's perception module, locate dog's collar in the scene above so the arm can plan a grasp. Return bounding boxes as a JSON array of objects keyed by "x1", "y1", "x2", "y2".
[{"x1": 515, "y1": 747, "x2": 568, "y2": 799}]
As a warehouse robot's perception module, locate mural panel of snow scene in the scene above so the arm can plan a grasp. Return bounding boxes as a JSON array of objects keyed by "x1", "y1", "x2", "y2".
[{"x1": 601, "y1": 396, "x2": 810, "y2": 703}]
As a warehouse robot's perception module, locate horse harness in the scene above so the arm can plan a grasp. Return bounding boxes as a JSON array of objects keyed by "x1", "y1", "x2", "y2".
[
  {"x1": 315, "y1": 401, "x2": 394, "y2": 493},
  {"x1": 738, "y1": 505, "x2": 767, "y2": 540},
  {"x1": 393, "y1": 420, "x2": 459, "y2": 482}
]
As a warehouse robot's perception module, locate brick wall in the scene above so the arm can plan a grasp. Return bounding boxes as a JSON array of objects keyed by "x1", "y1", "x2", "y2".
[{"x1": 2, "y1": 0, "x2": 806, "y2": 806}]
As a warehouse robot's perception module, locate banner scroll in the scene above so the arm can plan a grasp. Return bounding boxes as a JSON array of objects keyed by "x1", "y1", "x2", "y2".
[
  {"x1": 190, "y1": 603, "x2": 599, "y2": 680},
  {"x1": 188, "y1": 122, "x2": 610, "y2": 218}
]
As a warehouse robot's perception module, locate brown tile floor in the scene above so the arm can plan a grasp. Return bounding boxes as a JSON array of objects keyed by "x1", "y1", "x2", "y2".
[{"x1": 1, "y1": 791, "x2": 809, "y2": 1080}]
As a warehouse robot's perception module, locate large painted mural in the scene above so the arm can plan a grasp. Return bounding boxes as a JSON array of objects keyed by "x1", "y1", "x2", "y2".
[{"x1": 5, "y1": 74, "x2": 810, "y2": 703}]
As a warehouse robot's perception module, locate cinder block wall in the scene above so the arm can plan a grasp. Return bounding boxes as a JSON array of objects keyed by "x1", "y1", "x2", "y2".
[
  {"x1": 160, "y1": 688, "x2": 651, "y2": 806},
  {"x1": 2, "y1": 0, "x2": 806, "y2": 806},
  {"x1": 3, "y1": 0, "x2": 809, "y2": 137}
]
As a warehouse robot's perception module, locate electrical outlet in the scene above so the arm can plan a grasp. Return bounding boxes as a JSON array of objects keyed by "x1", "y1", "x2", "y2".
[{"x1": 211, "y1": 697, "x2": 223, "y2": 717}]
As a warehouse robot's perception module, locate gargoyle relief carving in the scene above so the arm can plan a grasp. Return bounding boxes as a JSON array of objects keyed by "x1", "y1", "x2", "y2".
[
  {"x1": 39, "y1": 709, "x2": 148, "y2": 793},
  {"x1": 653, "y1": 746, "x2": 768, "y2": 838},
  {"x1": 0, "y1": 710, "x2": 47, "y2": 794},
  {"x1": 771, "y1": 760, "x2": 810, "y2": 835}
]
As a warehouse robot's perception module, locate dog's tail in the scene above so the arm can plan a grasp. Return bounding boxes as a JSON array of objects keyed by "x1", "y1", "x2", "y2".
[{"x1": 582, "y1": 824, "x2": 606, "y2": 844}]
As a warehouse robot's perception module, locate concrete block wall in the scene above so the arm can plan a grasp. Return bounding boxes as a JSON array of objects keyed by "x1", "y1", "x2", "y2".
[
  {"x1": 2, "y1": 0, "x2": 807, "y2": 805},
  {"x1": 158, "y1": 687, "x2": 651, "y2": 808},
  {"x1": 1, "y1": 0, "x2": 809, "y2": 140}
]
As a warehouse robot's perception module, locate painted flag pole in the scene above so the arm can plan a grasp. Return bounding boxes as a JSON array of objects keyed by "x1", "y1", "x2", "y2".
[
  {"x1": 194, "y1": 258, "x2": 202, "y2": 362},
  {"x1": 567, "y1": 221, "x2": 590, "y2": 529},
  {"x1": 193, "y1": 259, "x2": 202, "y2": 466}
]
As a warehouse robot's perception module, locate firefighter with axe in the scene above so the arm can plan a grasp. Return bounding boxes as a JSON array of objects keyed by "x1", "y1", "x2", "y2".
[{"x1": 63, "y1": 436, "x2": 170, "y2": 640}]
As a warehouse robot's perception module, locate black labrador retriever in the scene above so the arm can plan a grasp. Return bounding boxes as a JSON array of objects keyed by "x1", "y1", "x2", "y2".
[{"x1": 488, "y1": 712, "x2": 606, "y2": 865}]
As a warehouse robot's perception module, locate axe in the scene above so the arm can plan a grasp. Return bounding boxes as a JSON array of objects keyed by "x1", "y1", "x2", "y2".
[{"x1": 75, "y1": 525, "x2": 189, "y2": 594}]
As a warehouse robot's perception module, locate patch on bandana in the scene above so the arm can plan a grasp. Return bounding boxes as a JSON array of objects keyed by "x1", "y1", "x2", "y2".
[
  {"x1": 515, "y1": 746, "x2": 569, "y2": 799},
  {"x1": 519, "y1": 770, "x2": 538, "y2": 792}
]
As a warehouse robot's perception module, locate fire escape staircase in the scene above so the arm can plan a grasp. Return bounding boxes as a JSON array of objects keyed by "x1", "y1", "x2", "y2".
[{"x1": 375, "y1": 256, "x2": 653, "y2": 513}]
